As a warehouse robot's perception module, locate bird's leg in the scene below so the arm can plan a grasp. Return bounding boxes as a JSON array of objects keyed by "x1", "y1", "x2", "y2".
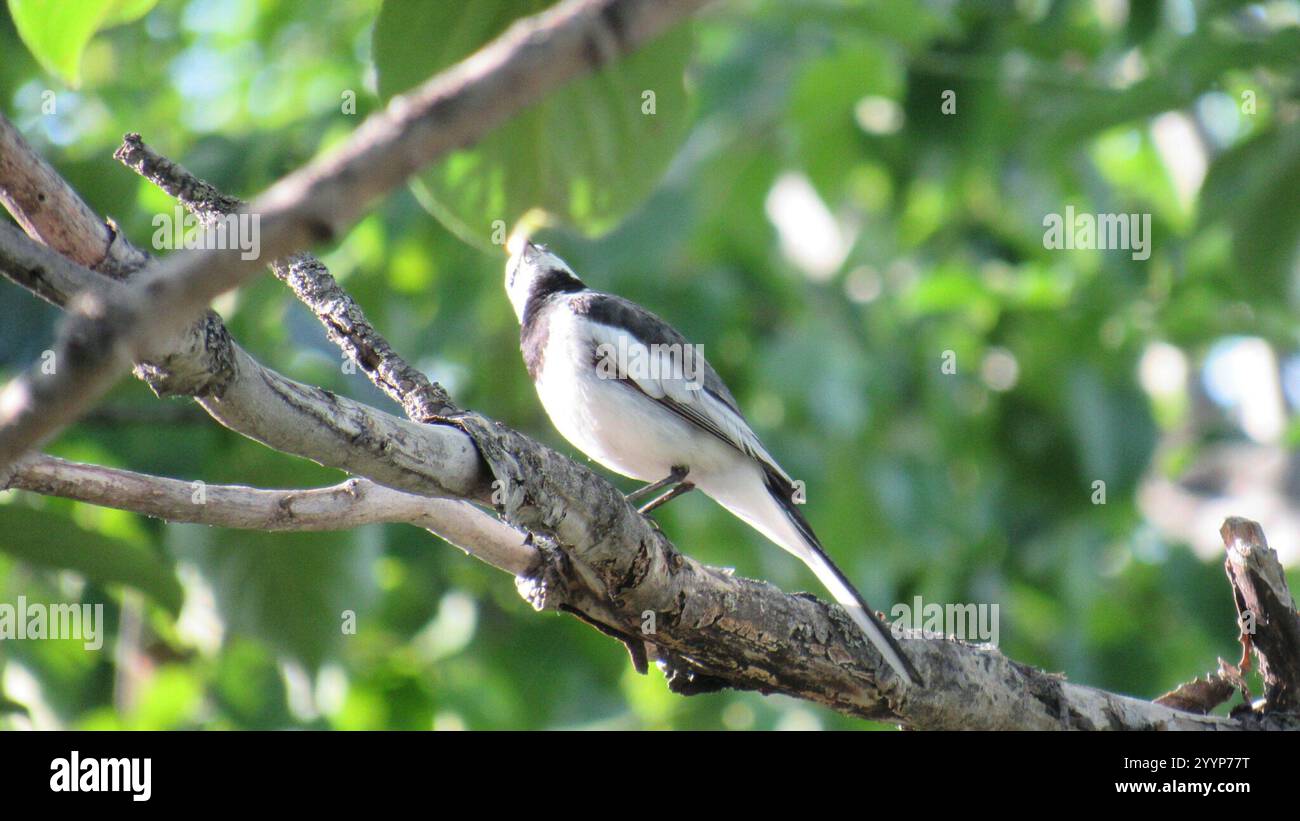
[
  {"x1": 625, "y1": 465, "x2": 690, "y2": 506},
  {"x1": 638, "y1": 480, "x2": 696, "y2": 515}
]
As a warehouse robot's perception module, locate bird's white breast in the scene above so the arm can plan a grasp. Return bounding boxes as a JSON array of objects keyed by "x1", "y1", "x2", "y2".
[{"x1": 533, "y1": 308, "x2": 742, "y2": 483}]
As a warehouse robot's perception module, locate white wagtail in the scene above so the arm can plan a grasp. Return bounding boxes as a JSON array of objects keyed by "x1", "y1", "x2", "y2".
[{"x1": 505, "y1": 240, "x2": 920, "y2": 686}]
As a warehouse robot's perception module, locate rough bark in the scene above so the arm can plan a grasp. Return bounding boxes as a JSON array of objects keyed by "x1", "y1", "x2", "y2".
[{"x1": 1221, "y1": 517, "x2": 1300, "y2": 710}]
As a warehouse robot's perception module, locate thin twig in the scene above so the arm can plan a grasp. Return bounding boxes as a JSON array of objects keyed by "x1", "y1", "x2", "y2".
[
  {"x1": 114, "y1": 134, "x2": 457, "y2": 421},
  {"x1": 5, "y1": 453, "x2": 535, "y2": 576}
]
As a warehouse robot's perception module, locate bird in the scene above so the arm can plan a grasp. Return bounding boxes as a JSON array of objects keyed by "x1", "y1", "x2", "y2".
[{"x1": 504, "y1": 239, "x2": 921, "y2": 686}]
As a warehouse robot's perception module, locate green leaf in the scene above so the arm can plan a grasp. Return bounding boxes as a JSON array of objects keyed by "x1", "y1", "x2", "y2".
[
  {"x1": 0, "y1": 506, "x2": 183, "y2": 613},
  {"x1": 6, "y1": 0, "x2": 159, "y2": 86},
  {"x1": 373, "y1": 0, "x2": 694, "y2": 243},
  {"x1": 1198, "y1": 125, "x2": 1300, "y2": 295}
]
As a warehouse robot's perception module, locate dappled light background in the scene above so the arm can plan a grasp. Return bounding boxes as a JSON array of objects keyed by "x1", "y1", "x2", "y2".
[{"x1": 1, "y1": 0, "x2": 1299, "y2": 729}]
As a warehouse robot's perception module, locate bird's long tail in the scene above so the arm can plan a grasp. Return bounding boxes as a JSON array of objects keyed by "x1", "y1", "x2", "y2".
[{"x1": 709, "y1": 466, "x2": 922, "y2": 686}]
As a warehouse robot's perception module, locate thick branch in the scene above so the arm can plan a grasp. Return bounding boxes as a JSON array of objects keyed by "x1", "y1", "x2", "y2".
[{"x1": 13, "y1": 442, "x2": 1286, "y2": 728}]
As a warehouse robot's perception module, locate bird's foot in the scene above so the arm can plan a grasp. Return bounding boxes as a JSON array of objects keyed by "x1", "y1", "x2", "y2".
[
  {"x1": 626, "y1": 465, "x2": 690, "y2": 506},
  {"x1": 638, "y1": 481, "x2": 695, "y2": 515}
]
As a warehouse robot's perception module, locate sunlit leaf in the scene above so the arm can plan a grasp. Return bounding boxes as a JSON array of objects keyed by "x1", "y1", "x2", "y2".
[{"x1": 5, "y1": 0, "x2": 159, "y2": 86}]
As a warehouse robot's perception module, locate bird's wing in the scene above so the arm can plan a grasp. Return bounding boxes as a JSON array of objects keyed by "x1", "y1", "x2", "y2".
[
  {"x1": 572, "y1": 292, "x2": 791, "y2": 483},
  {"x1": 570, "y1": 293, "x2": 924, "y2": 685}
]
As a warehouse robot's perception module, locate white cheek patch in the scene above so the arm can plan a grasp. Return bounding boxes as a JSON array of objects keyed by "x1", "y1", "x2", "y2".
[{"x1": 505, "y1": 257, "x2": 530, "y2": 321}]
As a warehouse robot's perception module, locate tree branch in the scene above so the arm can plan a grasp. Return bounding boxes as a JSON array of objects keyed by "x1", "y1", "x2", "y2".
[
  {"x1": 113, "y1": 133, "x2": 456, "y2": 422},
  {"x1": 0, "y1": 116, "x2": 146, "y2": 277},
  {"x1": 1222, "y1": 516, "x2": 1300, "y2": 710},
  {"x1": 4, "y1": 453, "x2": 535, "y2": 577},
  {"x1": 0, "y1": 221, "x2": 489, "y2": 499},
  {"x1": 12, "y1": 440, "x2": 1296, "y2": 728}
]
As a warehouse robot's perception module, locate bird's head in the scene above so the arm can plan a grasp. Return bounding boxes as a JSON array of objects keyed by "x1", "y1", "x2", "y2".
[{"x1": 504, "y1": 239, "x2": 585, "y2": 322}]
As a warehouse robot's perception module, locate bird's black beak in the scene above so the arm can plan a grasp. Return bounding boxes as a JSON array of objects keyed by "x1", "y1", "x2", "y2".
[{"x1": 520, "y1": 240, "x2": 547, "y2": 263}]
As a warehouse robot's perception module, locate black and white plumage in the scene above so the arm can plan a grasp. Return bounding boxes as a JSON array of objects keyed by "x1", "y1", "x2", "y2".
[{"x1": 506, "y1": 241, "x2": 920, "y2": 685}]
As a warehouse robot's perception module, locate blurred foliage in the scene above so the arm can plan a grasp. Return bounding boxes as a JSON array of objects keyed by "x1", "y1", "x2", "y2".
[
  {"x1": 1, "y1": 0, "x2": 1299, "y2": 729},
  {"x1": 374, "y1": 0, "x2": 694, "y2": 243}
]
